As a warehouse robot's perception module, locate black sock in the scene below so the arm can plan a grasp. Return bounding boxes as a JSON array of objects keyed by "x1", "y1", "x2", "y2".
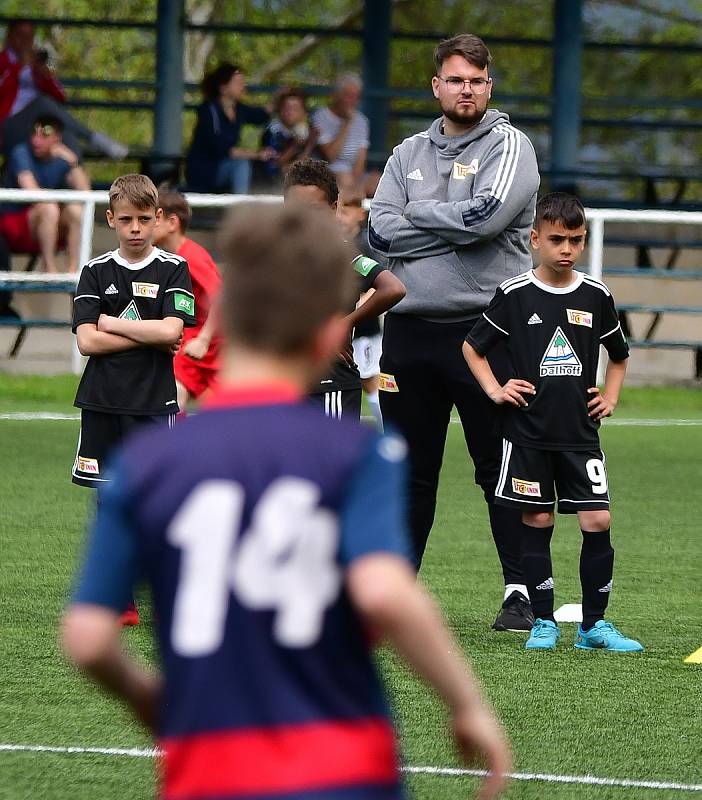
[
  {"x1": 580, "y1": 528, "x2": 614, "y2": 630},
  {"x1": 521, "y1": 524, "x2": 555, "y2": 622},
  {"x1": 488, "y1": 503, "x2": 525, "y2": 585}
]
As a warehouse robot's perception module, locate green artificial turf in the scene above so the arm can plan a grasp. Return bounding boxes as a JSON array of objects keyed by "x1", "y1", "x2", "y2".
[
  {"x1": 0, "y1": 381, "x2": 700, "y2": 799},
  {"x1": 0, "y1": 375, "x2": 80, "y2": 413}
]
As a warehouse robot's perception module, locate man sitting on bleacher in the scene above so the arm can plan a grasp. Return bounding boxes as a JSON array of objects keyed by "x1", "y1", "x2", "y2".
[{"x1": 0, "y1": 113, "x2": 90, "y2": 273}]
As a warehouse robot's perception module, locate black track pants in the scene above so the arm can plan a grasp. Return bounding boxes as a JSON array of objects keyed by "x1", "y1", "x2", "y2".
[{"x1": 379, "y1": 313, "x2": 524, "y2": 581}]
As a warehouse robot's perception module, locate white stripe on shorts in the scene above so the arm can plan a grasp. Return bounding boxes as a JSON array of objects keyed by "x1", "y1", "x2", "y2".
[{"x1": 495, "y1": 438, "x2": 512, "y2": 498}]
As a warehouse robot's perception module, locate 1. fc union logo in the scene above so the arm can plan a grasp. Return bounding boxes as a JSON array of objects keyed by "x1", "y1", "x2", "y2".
[
  {"x1": 512, "y1": 478, "x2": 541, "y2": 496},
  {"x1": 540, "y1": 326, "x2": 582, "y2": 376}
]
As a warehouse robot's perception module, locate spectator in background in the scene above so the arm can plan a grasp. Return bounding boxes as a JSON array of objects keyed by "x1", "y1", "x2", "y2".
[
  {"x1": 0, "y1": 19, "x2": 65, "y2": 125},
  {"x1": 0, "y1": 19, "x2": 128, "y2": 159},
  {"x1": 312, "y1": 74, "x2": 379, "y2": 197},
  {"x1": 0, "y1": 113, "x2": 91, "y2": 273},
  {"x1": 186, "y1": 62, "x2": 275, "y2": 195},
  {"x1": 257, "y1": 88, "x2": 316, "y2": 188}
]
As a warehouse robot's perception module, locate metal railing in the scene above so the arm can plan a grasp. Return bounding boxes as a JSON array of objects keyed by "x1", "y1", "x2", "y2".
[{"x1": 2, "y1": 189, "x2": 702, "y2": 374}]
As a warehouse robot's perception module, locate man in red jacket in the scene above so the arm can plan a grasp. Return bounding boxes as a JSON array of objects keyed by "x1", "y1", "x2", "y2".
[
  {"x1": 0, "y1": 20, "x2": 65, "y2": 128},
  {"x1": 0, "y1": 19, "x2": 127, "y2": 159}
]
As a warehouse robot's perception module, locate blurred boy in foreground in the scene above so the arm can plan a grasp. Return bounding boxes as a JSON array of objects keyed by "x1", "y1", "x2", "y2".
[{"x1": 63, "y1": 203, "x2": 510, "y2": 800}]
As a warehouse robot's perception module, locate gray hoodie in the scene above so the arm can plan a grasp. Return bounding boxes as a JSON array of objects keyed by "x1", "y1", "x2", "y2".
[{"x1": 369, "y1": 109, "x2": 540, "y2": 320}]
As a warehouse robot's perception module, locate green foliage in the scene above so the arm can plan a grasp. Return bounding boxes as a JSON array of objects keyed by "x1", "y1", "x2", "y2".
[{"x1": 1, "y1": 1, "x2": 701, "y2": 195}]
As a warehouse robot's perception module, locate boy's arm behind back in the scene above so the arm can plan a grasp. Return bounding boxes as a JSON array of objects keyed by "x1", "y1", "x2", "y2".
[{"x1": 346, "y1": 257, "x2": 405, "y2": 328}]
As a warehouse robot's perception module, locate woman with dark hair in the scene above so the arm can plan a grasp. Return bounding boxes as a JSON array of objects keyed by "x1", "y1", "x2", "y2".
[{"x1": 185, "y1": 62, "x2": 274, "y2": 194}]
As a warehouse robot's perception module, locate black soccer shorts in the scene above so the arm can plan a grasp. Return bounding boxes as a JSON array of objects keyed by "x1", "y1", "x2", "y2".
[
  {"x1": 72, "y1": 409, "x2": 175, "y2": 488},
  {"x1": 495, "y1": 439, "x2": 610, "y2": 513}
]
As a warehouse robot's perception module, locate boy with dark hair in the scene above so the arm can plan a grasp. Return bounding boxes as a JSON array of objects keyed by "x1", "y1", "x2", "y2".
[
  {"x1": 71, "y1": 174, "x2": 196, "y2": 623},
  {"x1": 153, "y1": 187, "x2": 222, "y2": 410},
  {"x1": 62, "y1": 202, "x2": 511, "y2": 800},
  {"x1": 284, "y1": 159, "x2": 405, "y2": 420},
  {"x1": 463, "y1": 192, "x2": 643, "y2": 652}
]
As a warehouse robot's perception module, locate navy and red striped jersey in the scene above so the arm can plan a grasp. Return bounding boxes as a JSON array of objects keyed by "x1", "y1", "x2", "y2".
[{"x1": 73, "y1": 383, "x2": 411, "y2": 800}]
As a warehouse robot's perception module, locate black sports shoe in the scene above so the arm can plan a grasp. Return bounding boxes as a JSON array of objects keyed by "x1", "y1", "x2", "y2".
[{"x1": 492, "y1": 591, "x2": 535, "y2": 631}]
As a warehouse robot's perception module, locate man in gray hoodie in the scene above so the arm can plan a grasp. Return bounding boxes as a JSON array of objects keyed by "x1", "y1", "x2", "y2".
[{"x1": 369, "y1": 33, "x2": 540, "y2": 632}]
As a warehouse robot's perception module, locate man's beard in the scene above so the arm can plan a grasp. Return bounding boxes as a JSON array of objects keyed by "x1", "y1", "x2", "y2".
[{"x1": 441, "y1": 101, "x2": 485, "y2": 127}]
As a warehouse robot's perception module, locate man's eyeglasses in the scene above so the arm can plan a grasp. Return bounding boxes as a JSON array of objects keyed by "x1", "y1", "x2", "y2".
[
  {"x1": 436, "y1": 76, "x2": 492, "y2": 95},
  {"x1": 32, "y1": 124, "x2": 57, "y2": 137}
]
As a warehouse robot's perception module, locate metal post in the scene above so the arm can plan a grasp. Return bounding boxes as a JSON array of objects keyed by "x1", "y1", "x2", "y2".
[
  {"x1": 551, "y1": 0, "x2": 583, "y2": 192},
  {"x1": 361, "y1": 0, "x2": 392, "y2": 168},
  {"x1": 152, "y1": 0, "x2": 185, "y2": 183},
  {"x1": 72, "y1": 199, "x2": 95, "y2": 374},
  {"x1": 587, "y1": 213, "x2": 606, "y2": 383},
  {"x1": 587, "y1": 214, "x2": 604, "y2": 282}
]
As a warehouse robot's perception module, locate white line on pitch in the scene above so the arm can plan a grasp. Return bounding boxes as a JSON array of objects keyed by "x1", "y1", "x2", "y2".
[
  {"x1": 1, "y1": 744, "x2": 700, "y2": 792},
  {"x1": 0, "y1": 744, "x2": 157, "y2": 757},
  {"x1": 0, "y1": 412, "x2": 79, "y2": 420},
  {"x1": 405, "y1": 765, "x2": 702, "y2": 792},
  {"x1": 604, "y1": 418, "x2": 702, "y2": 427},
  {"x1": 445, "y1": 417, "x2": 702, "y2": 427}
]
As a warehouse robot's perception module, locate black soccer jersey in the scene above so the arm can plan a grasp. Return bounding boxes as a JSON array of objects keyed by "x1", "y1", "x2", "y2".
[
  {"x1": 466, "y1": 269, "x2": 629, "y2": 450},
  {"x1": 73, "y1": 248, "x2": 196, "y2": 415},
  {"x1": 312, "y1": 253, "x2": 386, "y2": 394}
]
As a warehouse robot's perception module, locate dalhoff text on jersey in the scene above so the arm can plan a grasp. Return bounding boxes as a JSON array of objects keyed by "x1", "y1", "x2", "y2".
[{"x1": 540, "y1": 326, "x2": 583, "y2": 377}]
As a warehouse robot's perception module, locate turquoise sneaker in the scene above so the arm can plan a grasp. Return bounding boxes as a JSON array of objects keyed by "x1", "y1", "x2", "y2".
[
  {"x1": 525, "y1": 618, "x2": 560, "y2": 650},
  {"x1": 574, "y1": 620, "x2": 644, "y2": 652}
]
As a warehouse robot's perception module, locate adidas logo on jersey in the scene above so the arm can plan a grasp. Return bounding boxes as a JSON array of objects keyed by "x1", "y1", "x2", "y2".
[
  {"x1": 598, "y1": 580, "x2": 613, "y2": 593},
  {"x1": 536, "y1": 577, "x2": 555, "y2": 591},
  {"x1": 527, "y1": 313, "x2": 542, "y2": 325},
  {"x1": 407, "y1": 168, "x2": 423, "y2": 181},
  {"x1": 105, "y1": 284, "x2": 118, "y2": 295}
]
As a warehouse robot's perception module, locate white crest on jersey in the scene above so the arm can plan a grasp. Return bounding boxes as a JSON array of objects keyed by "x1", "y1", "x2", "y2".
[{"x1": 540, "y1": 326, "x2": 582, "y2": 376}]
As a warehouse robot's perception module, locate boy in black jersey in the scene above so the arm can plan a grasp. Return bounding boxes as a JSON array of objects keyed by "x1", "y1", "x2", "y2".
[
  {"x1": 283, "y1": 159, "x2": 405, "y2": 420},
  {"x1": 463, "y1": 193, "x2": 643, "y2": 652},
  {"x1": 71, "y1": 174, "x2": 196, "y2": 621},
  {"x1": 339, "y1": 189, "x2": 385, "y2": 431}
]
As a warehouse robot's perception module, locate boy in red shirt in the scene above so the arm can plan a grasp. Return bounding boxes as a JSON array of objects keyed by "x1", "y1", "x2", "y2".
[{"x1": 153, "y1": 189, "x2": 222, "y2": 410}]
